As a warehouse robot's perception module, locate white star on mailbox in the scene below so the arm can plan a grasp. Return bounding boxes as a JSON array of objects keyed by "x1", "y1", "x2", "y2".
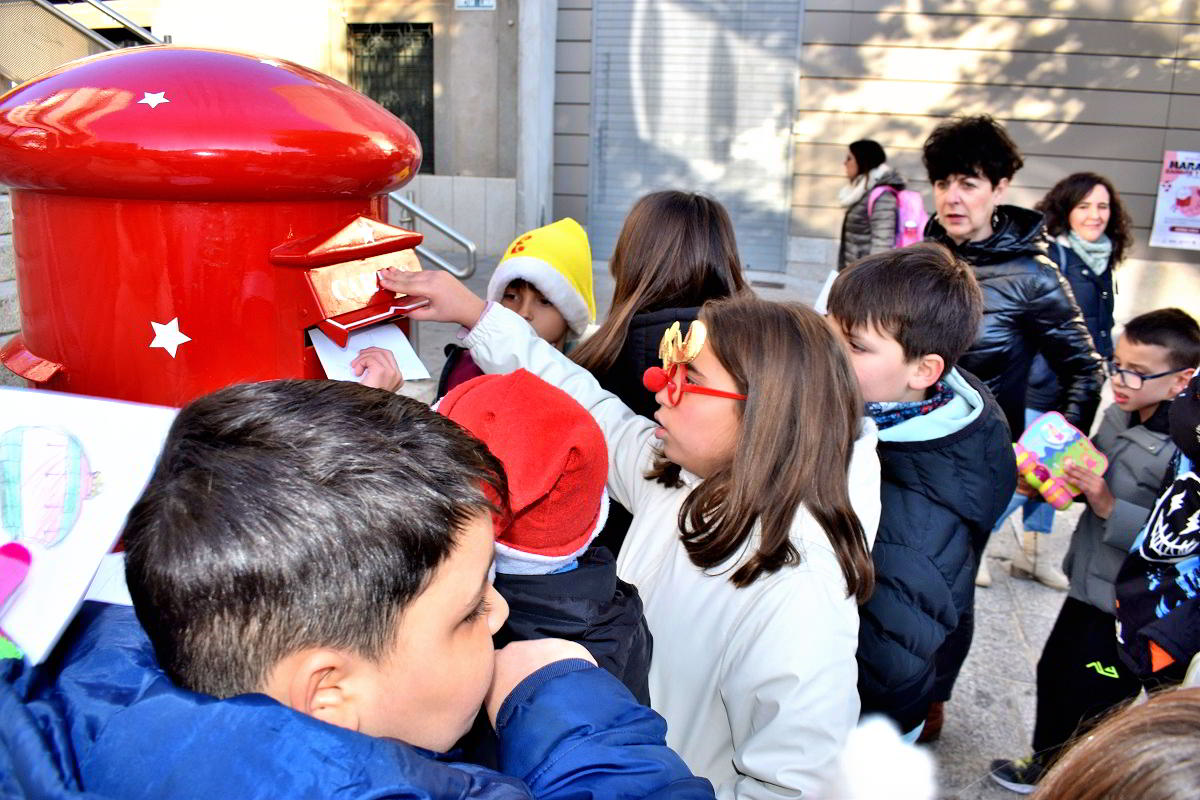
[
  {"x1": 149, "y1": 318, "x2": 191, "y2": 358},
  {"x1": 138, "y1": 91, "x2": 169, "y2": 109}
]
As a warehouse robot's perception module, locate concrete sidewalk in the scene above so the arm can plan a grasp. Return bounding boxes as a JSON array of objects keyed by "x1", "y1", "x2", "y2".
[{"x1": 935, "y1": 513, "x2": 1078, "y2": 799}]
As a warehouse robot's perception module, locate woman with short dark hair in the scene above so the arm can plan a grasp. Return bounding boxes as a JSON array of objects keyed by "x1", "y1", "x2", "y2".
[{"x1": 922, "y1": 115, "x2": 1103, "y2": 441}]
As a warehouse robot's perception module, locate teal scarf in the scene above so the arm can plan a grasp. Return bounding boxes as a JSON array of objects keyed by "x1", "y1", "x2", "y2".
[{"x1": 1067, "y1": 231, "x2": 1113, "y2": 274}]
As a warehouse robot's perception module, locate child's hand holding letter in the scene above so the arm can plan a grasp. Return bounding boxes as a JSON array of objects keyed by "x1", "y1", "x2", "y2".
[
  {"x1": 351, "y1": 346, "x2": 404, "y2": 392},
  {"x1": 379, "y1": 268, "x2": 486, "y2": 328}
]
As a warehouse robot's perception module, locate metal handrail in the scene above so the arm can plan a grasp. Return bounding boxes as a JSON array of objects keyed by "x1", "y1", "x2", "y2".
[
  {"x1": 387, "y1": 191, "x2": 477, "y2": 279},
  {"x1": 25, "y1": 0, "x2": 116, "y2": 51},
  {"x1": 74, "y1": 0, "x2": 160, "y2": 44}
]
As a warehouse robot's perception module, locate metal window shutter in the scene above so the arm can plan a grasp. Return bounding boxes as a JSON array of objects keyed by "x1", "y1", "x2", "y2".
[{"x1": 588, "y1": 0, "x2": 801, "y2": 272}]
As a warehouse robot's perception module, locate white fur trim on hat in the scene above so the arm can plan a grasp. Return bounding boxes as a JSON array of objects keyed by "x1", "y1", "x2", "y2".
[
  {"x1": 493, "y1": 489, "x2": 610, "y2": 575},
  {"x1": 487, "y1": 257, "x2": 592, "y2": 336}
]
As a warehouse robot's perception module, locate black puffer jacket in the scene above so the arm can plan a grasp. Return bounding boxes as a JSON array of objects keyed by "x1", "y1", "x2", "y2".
[
  {"x1": 588, "y1": 307, "x2": 702, "y2": 556},
  {"x1": 925, "y1": 205, "x2": 1104, "y2": 438},
  {"x1": 837, "y1": 165, "x2": 906, "y2": 271},
  {"x1": 593, "y1": 307, "x2": 703, "y2": 420},
  {"x1": 493, "y1": 546, "x2": 653, "y2": 705},
  {"x1": 857, "y1": 370, "x2": 1016, "y2": 732},
  {"x1": 1026, "y1": 238, "x2": 1116, "y2": 412}
]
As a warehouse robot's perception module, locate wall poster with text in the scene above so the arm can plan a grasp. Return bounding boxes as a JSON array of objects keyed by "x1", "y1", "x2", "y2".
[{"x1": 1150, "y1": 150, "x2": 1200, "y2": 251}]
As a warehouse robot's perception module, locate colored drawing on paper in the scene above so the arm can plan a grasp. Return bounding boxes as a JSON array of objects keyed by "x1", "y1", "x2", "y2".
[{"x1": 0, "y1": 427, "x2": 100, "y2": 548}]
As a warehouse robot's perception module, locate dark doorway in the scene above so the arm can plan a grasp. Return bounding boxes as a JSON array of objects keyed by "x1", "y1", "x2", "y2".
[{"x1": 348, "y1": 22, "x2": 435, "y2": 173}]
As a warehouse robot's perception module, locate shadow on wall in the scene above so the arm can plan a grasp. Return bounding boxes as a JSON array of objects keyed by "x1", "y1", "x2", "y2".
[{"x1": 792, "y1": 5, "x2": 1198, "y2": 265}]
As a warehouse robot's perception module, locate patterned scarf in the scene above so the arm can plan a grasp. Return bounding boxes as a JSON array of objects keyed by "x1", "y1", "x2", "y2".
[{"x1": 865, "y1": 381, "x2": 956, "y2": 430}]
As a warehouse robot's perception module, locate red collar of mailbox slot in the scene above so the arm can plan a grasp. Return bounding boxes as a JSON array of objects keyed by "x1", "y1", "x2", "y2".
[
  {"x1": 0, "y1": 47, "x2": 422, "y2": 201},
  {"x1": 271, "y1": 214, "x2": 430, "y2": 347}
]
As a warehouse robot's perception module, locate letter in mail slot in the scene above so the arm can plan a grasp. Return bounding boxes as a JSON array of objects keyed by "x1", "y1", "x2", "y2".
[
  {"x1": 268, "y1": 214, "x2": 429, "y2": 346},
  {"x1": 309, "y1": 250, "x2": 428, "y2": 347}
]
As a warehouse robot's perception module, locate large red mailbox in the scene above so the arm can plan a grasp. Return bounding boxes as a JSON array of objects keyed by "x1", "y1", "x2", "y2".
[{"x1": 0, "y1": 46, "x2": 425, "y2": 407}]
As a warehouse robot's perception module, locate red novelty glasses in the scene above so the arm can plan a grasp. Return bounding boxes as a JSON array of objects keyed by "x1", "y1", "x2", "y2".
[
  {"x1": 642, "y1": 363, "x2": 748, "y2": 407},
  {"x1": 645, "y1": 319, "x2": 749, "y2": 407}
]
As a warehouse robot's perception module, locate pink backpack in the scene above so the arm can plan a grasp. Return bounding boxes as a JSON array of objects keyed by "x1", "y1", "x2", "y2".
[{"x1": 868, "y1": 186, "x2": 929, "y2": 248}]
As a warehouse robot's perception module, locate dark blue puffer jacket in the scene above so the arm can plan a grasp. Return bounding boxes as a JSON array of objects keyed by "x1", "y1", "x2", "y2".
[
  {"x1": 856, "y1": 370, "x2": 1016, "y2": 732},
  {"x1": 0, "y1": 603, "x2": 713, "y2": 800},
  {"x1": 1026, "y1": 239, "x2": 1116, "y2": 413},
  {"x1": 495, "y1": 546, "x2": 653, "y2": 705}
]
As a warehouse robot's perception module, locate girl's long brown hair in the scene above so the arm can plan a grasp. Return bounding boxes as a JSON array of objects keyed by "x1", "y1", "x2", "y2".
[
  {"x1": 571, "y1": 190, "x2": 746, "y2": 375},
  {"x1": 649, "y1": 296, "x2": 874, "y2": 601}
]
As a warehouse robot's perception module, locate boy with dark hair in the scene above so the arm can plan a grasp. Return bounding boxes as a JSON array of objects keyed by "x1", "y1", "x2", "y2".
[
  {"x1": 1115, "y1": 367, "x2": 1200, "y2": 684},
  {"x1": 991, "y1": 308, "x2": 1200, "y2": 793},
  {"x1": 2, "y1": 380, "x2": 712, "y2": 799},
  {"x1": 828, "y1": 242, "x2": 1017, "y2": 739}
]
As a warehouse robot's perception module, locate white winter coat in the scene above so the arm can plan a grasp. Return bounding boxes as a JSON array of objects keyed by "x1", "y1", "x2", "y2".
[{"x1": 464, "y1": 305, "x2": 882, "y2": 799}]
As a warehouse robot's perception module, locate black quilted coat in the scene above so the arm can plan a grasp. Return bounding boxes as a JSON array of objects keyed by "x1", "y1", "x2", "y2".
[
  {"x1": 589, "y1": 307, "x2": 704, "y2": 557},
  {"x1": 493, "y1": 546, "x2": 653, "y2": 705},
  {"x1": 857, "y1": 370, "x2": 1017, "y2": 732},
  {"x1": 925, "y1": 205, "x2": 1104, "y2": 438},
  {"x1": 593, "y1": 307, "x2": 703, "y2": 420}
]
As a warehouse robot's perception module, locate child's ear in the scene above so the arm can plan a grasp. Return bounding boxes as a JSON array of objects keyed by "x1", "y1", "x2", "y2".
[
  {"x1": 909, "y1": 354, "x2": 945, "y2": 392},
  {"x1": 274, "y1": 649, "x2": 361, "y2": 732},
  {"x1": 1168, "y1": 369, "x2": 1194, "y2": 397}
]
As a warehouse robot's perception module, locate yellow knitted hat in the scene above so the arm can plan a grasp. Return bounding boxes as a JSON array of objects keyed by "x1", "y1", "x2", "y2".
[{"x1": 487, "y1": 218, "x2": 595, "y2": 335}]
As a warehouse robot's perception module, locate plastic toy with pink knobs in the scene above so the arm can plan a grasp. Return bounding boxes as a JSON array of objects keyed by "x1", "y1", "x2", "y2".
[{"x1": 1012, "y1": 411, "x2": 1108, "y2": 510}]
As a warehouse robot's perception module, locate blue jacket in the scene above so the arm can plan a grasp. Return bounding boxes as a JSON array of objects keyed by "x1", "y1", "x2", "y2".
[
  {"x1": 857, "y1": 369, "x2": 1016, "y2": 731},
  {"x1": 1, "y1": 603, "x2": 713, "y2": 800},
  {"x1": 1026, "y1": 238, "x2": 1116, "y2": 412}
]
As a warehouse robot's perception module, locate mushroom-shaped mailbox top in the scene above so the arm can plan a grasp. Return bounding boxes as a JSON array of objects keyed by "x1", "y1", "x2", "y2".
[{"x1": 0, "y1": 46, "x2": 421, "y2": 200}]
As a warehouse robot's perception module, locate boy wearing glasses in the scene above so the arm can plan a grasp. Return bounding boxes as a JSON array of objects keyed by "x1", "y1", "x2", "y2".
[{"x1": 991, "y1": 307, "x2": 1200, "y2": 794}]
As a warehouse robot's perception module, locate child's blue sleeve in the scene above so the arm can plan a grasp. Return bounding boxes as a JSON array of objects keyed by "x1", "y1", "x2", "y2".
[{"x1": 495, "y1": 660, "x2": 714, "y2": 800}]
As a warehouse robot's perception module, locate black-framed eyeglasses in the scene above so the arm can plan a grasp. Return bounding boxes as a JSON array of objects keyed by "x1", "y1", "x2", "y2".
[{"x1": 1105, "y1": 359, "x2": 1189, "y2": 390}]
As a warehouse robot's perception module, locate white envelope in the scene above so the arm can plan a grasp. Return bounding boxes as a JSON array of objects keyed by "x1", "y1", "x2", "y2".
[{"x1": 309, "y1": 324, "x2": 431, "y2": 383}]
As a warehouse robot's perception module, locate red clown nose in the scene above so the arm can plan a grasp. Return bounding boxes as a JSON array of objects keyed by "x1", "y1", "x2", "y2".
[{"x1": 643, "y1": 366, "x2": 670, "y2": 393}]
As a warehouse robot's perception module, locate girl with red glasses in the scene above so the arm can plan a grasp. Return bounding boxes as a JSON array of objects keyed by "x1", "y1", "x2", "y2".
[{"x1": 380, "y1": 267, "x2": 880, "y2": 799}]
